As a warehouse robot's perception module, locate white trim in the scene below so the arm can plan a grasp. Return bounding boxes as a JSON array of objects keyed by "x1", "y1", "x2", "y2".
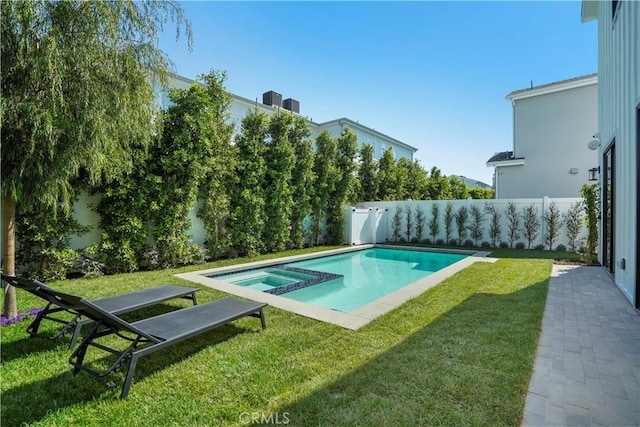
[
  {"x1": 506, "y1": 75, "x2": 598, "y2": 101},
  {"x1": 320, "y1": 118, "x2": 417, "y2": 153},
  {"x1": 486, "y1": 158, "x2": 525, "y2": 167}
]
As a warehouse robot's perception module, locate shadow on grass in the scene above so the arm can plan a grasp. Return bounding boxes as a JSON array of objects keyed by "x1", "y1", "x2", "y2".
[
  {"x1": 0, "y1": 334, "x2": 70, "y2": 363},
  {"x1": 1, "y1": 322, "x2": 253, "y2": 427},
  {"x1": 0, "y1": 302, "x2": 196, "y2": 363},
  {"x1": 278, "y1": 281, "x2": 548, "y2": 427}
]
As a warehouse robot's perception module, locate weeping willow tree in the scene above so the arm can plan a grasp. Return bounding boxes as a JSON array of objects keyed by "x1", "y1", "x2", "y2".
[{"x1": 1, "y1": 1, "x2": 191, "y2": 317}]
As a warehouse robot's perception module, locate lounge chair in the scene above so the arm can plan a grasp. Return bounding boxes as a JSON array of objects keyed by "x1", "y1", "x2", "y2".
[
  {"x1": 34, "y1": 285, "x2": 267, "y2": 398},
  {"x1": 1, "y1": 274, "x2": 199, "y2": 348}
]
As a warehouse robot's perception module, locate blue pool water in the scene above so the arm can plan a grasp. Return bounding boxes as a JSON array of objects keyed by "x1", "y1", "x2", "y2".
[{"x1": 211, "y1": 248, "x2": 467, "y2": 312}]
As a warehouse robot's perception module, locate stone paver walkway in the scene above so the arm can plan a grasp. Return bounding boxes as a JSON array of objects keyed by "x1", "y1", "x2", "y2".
[{"x1": 522, "y1": 265, "x2": 640, "y2": 426}]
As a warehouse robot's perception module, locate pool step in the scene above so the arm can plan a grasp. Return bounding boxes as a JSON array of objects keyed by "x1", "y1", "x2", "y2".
[{"x1": 263, "y1": 266, "x2": 343, "y2": 296}]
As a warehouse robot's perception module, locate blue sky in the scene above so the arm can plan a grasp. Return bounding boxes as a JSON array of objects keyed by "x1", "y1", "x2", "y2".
[{"x1": 158, "y1": 1, "x2": 597, "y2": 185}]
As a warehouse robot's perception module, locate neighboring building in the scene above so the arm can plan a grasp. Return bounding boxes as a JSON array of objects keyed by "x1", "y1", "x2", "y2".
[
  {"x1": 449, "y1": 175, "x2": 492, "y2": 190},
  {"x1": 582, "y1": 0, "x2": 639, "y2": 309},
  {"x1": 310, "y1": 118, "x2": 416, "y2": 161},
  {"x1": 161, "y1": 74, "x2": 417, "y2": 161},
  {"x1": 486, "y1": 74, "x2": 598, "y2": 198}
]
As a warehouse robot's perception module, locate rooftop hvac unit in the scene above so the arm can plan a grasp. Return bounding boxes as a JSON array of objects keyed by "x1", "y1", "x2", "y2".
[
  {"x1": 283, "y1": 98, "x2": 300, "y2": 114},
  {"x1": 262, "y1": 91, "x2": 282, "y2": 107}
]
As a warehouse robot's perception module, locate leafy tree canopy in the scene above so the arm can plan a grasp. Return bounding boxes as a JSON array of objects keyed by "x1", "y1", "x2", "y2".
[
  {"x1": 2, "y1": 0, "x2": 192, "y2": 210},
  {"x1": 358, "y1": 143, "x2": 378, "y2": 202},
  {"x1": 1, "y1": 0, "x2": 191, "y2": 317}
]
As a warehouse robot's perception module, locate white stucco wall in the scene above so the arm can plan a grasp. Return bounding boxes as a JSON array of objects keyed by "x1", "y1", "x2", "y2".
[{"x1": 496, "y1": 82, "x2": 598, "y2": 199}]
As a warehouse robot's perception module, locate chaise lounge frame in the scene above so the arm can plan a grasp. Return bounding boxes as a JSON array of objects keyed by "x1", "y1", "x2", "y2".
[
  {"x1": 33, "y1": 286, "x2": 267, "y2": 398},
  {"x1": 1, "y1": 274, "x2": 199, "y2": 348}
]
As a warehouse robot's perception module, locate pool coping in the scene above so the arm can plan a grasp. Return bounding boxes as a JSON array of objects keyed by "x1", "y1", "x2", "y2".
[{"x1": 174, "y1": 245, "x2": 498, "y2": 330}]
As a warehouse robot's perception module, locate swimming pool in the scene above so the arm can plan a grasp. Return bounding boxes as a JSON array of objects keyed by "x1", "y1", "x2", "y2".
[
  {"x1": 211, "y1": 248, "x2": 467, "y2": 312},
  {"x1": 176, "y1": 245, "x2": 493, "y2": 329}
]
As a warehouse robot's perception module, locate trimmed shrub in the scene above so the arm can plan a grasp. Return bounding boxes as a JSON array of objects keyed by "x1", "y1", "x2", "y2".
[
  {"x1": 414, "y1": 206, "x2": 426, "y2": 243},
  {"x1": 564, "y1": 201, "x2": 584, "y2": 251},
  {"x1": 506, "y1": 201, "x2": 520, "y2": 248},
  {"x1": 463, "y1": 239, "x2": 474, "y2": 247},
  {"x1": 405, "y1": 205, "x2": 413, "y2": 242},
  {"x1": 534, "y1": 244, "x2": 545, "y2": 250},
  {"x1": 140, "y1": 248, "x2": 161, "y2": 270},
  {"x1": 544, "y1": 201, "x2": 562, "y2": 250},
  {"x1": 515, "y1": 242, "x2": 526, "y2": 249},
  {"x1": 429, "y1": 204, "x2": 440, "y2": 242},
  {"x1": 455, "y1": 206, "x2": 469, "y2": 244},
  {"x1": 499, "y1": 241, "x2": 509, "y2": 249},
  {"x1": 72, "y1": 247, "x2": 106, "y2": 278},
  {"x1": 188, "y1": 244, "x2": 208, "y2": 265},
  {"x1": 391, "y1": 205, "x2": 403, "y2": 242},
  {"x1": 521, "y1": 204, "x2": 541, "y2": 249},
  {"x1": 481, "y1": 241, "x2": 491, "y2": 248},
  {"x1": 41, "y1": 248, "x2": 79, "y2": 281},
  {"x1": 555, "y1": 244, "x2": 567, "y2": 252},
  {"x1": 436, "y1": 239, "x2": 445, "y2": 245},
  {"x1": 485, "y1": 202, "x2": 501, "y2": 247},
  {"x1": 469, "y1": 205, "x2": 484, "y2": 246},
  {"x1": 444, "y1": 202, "x2": 454, "y2": 245}
]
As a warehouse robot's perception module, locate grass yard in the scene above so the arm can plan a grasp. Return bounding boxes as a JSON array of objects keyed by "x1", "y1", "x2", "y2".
[{"x1": 1, "y1": 246, "x2": 552, "y2": 426}]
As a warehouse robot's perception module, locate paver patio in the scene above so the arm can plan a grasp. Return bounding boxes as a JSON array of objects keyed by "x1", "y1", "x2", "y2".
[{"x1": 522, "y1": 265, "x2": 640, "y2": 426}]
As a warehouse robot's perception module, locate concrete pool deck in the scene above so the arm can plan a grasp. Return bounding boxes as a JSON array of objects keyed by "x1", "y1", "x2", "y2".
[{"x1": 175, "y1": 245, "x2": 496, "y2": 330}]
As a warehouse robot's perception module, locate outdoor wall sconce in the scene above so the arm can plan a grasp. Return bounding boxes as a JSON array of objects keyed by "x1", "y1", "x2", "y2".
[{"x1": 588, "y1": 166, "x2": 600, "y2": 181}]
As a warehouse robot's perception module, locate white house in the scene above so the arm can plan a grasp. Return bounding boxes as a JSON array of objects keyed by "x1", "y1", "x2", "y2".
[
  {"x1": 162, "y1": 74, "x2": 417, "y2": 161},
  {"x1": 582, "y1": 0, "x2": 639, "y2": 309},
  {"x1": 487, "y1": 74, "x2": 598, "y2": 199},
  {"x1": 449, "y1": 175, "x2": 492, "y2": 190}
]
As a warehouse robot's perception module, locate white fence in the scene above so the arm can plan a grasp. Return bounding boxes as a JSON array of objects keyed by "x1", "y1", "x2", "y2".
[
  {"x1": 67, "y1": 194, "x2": 585, "y2": 251},
  {"x1": 345, "y1": 197, "x2": 586, "y2": 249}
]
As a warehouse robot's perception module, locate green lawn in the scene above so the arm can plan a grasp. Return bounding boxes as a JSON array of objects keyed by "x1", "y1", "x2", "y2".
[{"x1": 1, "y1": 246, "x2": 551, "y2": 426}]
